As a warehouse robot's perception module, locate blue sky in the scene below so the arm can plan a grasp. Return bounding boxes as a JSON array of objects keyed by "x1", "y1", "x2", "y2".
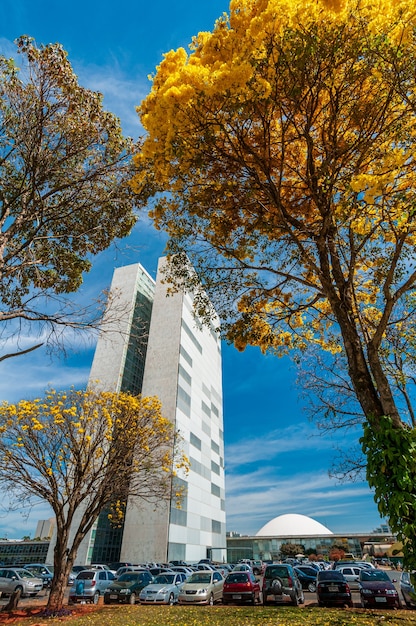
[{"x1": 0, "y1": 0, "x2": 386, "y2": 540}]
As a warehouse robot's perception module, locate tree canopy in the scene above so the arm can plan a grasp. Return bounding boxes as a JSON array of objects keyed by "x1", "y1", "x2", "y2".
[
  {"x1": 132, "y1": 0, "x2": 416, "y2": 567},
  {"x1": 0, "y1": 36, "x2": 137, "y2": 360},
  {"x1": 0, "y1": 388, "x2": 188, "y2": 611}
]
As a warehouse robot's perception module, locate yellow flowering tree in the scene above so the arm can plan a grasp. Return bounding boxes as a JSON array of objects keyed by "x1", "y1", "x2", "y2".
[
  {"x1": 0, "y1": 388, "x2": 188, "y2": 612},
  {"x1": 133, "y1": 0, "x2": 416, "y2": 566}
]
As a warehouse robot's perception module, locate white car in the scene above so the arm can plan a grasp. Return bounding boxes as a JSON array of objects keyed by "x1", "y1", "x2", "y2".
[
  {"x1": 336, "y1": 566, "x2": 362, "y2": 590},
  {"x1": 139, "y1": 572, "x2": 186, "y2": 604}
]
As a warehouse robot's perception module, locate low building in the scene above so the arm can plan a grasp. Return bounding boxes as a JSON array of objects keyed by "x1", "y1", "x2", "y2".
[
  {"x1": 0, "y1": 539, "x2": 50, "y2": 565},
  {"x1": 226, "y1": 514, "x2": 395, "y2": 562}
]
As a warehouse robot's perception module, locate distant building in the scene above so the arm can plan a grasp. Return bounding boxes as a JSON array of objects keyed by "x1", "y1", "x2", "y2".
[
  {"x1": 0, "y1": 539, "x2": 49, "y2": 565},
  {"x1": 56, "y1": 258, "x2": 226, "y2": 565},
  {"x1": 226, "y1": 514, "x2": 395, "y2": 562},
  {"x1": 35, "y1": 518, "x2": 55, "y2": 540}
]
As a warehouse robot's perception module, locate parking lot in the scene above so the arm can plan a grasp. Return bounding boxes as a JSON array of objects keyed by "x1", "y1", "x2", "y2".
[{"x1": 0, "y1": 570, "x2": 406, "y2": 611}]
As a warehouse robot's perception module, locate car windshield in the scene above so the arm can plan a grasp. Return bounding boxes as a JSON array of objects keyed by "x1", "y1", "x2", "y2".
[
  {"x1": 188, "y1": 573, "x2": 211, "y2": 584},
  {"x1": 226, "y1": 573, "x2": 249, "y2": 583},
  {"x1": 360, "y1": 570, "x2": 390, "y2": 582},
  {"x1": 118, "y1": 573, "x2": 143, "y2": 582},
  {"x1": 153, "y1": 574, "x2": 175, "y2": 585}
]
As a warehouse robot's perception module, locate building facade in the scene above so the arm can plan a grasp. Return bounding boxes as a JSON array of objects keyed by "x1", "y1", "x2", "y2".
[
  {"x1": 66, "y1": 258, "x2": 226, "y2": 565},
  {"x1": 120, "y1": 258, "x2": 226, "y2": 564}
]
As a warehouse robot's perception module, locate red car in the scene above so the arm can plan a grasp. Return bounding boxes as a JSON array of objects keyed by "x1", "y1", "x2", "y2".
[
  {"x1": 222, "y1": 571, "x2": 261, "y2": 604},
  {"x1": 359, "y1": 569, "x2": 401, "y2": 609}
]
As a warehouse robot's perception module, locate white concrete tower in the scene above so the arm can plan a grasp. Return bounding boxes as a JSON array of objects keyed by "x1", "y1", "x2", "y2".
[{"x1": 121, "y1": 257, "x2": 226, "y2": 563}]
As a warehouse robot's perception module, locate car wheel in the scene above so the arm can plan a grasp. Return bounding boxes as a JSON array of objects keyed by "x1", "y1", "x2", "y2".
[
  {"x1": 308, "y1": 582, "x2": 316, "y2": 593},
  {"x1": 208, "y1": 593, "x2": 214, "y2": 606},
  {"x1": 168, "y1": 593, "x2": 174, "y2": 605},
  {"x1": 104, "y1": 597, "x2": 111, "y2": 605},
  {"x1": 92, "y1": 591, "x2": 100, "y2": 604},
  {"x1": 14, "y1": 585, "x2": 24, "y2": 598},
  {"x1": 129, "y1": 592, "x2": 136, "y2": 605}
]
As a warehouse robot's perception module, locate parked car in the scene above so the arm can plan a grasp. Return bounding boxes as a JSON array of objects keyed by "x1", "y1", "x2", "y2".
[
  {"x1": 114, "y1": 566, "x2": 147, "y2": 579},
  {"x1": 0, "y1": 567, "x2": 43, "y2": 597},
  {"x1": 316, "y1": 569, "x2": 353, "y2": 607},
  {"x1": 149, "y1": 566, "x2": 173, "y2": 576},
  {"x1": 69, "y1": 569, "x2": 115, "y2": 604},
  {"x1": 359, "y1": 568, "x2": 401, "y2": 609},
  {"x1": 222, "y1": 571, "x2": 261, "y2": 605},
  {"x1": 139, "y1": 572, "x2": 186, "y2": 604},
  {"x1": 334, "y1": 561, "x2": 373, "y2": 570},
  {"x1": 169, "y1": 565, "x2": 194, "y2": 578},
  {"x1": 90, "y1": 563, "x2": 116, "y2": 575},
  {"x1": 178, "y1": 570, "x2": 224, "y2": 605},
  {"x1": 335, "y1": 566, "x2": 362, "y2": 590},
  {"x1": 400, "y1": 571, "x2": 416, "y2": 608},
  {"x1": 232, "y1": 563, "x2": 252, "y2": 573},
  {"x1": 294, "y1": 566, "x2": 317, "y2": 592},
  {"x1": 251, "y1": 560, "x2": 264, "y2": 576},
  {"x1": 262, "y1": 563, "x2": 304, "y2": 606},
  {"x1": 23, "y1": 563, "x2": 54, "y2": 587},
  {"x1": 72, "y1": 565, "x2": 89, "y2": 574},
  {"x1": 104, "y1": 570, "x2": 153, "y2": 605},
  {"x1": 107, "y1": 562, "x2": 132, "y2": 572}
]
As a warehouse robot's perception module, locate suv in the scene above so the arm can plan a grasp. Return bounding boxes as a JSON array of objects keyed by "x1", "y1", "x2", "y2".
[
  {"x1": 262, "y1": 563, "x2": 304, "y2": 606},
  {"x1": 69, "y1": 569, "x2": 115, "y2": 604}
]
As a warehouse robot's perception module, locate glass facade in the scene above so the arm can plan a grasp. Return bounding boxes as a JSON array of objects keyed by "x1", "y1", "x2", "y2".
[
  {"x1": 0, "y1": 540, "x2": 49, "y2": 565},
  {"x1": 226, "y1": 534, "x2": 365, "y2": 563},
  {"x1": 91, "y1": 274, "x2": 154, "y2": 564}
]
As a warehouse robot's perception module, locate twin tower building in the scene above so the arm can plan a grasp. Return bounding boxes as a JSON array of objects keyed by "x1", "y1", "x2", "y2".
[{"x1": 58, "y1": 258, "x2": 226, "y2": 565}]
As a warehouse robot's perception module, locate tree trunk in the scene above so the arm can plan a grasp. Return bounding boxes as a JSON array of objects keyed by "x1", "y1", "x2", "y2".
[
  {"x1": 46, "y1": 524, "x2": 73, "y2": 612},
  {"x1": 2, "y1": 588, "x2": 21, "y2": 612}
]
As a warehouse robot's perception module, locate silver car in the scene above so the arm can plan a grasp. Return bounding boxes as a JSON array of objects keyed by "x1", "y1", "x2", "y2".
[
  {"x1": 69, "y1": 568, "x2": 115, "y2": 604},
  {"x1": 178, "y1": 570, "x2": 224, "y2": 605},
  {"x1": 0, "y1": 567, "x2": 43, "y2": 597},
  {"x1": 139, "y1": 572, "x2": 186, "y2": 604}
]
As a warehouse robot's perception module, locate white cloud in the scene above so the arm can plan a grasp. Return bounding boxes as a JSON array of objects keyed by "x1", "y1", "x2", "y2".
[
  {"x1": 224, "y1": 423, "x2": 381, "y2": 536},
  {"x1": 0, "y1": 349, "x2": 91, "y2": 403}
]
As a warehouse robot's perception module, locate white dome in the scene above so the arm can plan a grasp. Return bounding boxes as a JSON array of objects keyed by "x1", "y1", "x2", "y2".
[{"x1": 256, "y1": 514, "x2": 333, "y2": 537}]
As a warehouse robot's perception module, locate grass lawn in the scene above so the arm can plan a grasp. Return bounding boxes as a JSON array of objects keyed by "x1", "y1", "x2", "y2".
[{"x1": 3, "y1": 604, "x2": 416, "y2": 625}]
